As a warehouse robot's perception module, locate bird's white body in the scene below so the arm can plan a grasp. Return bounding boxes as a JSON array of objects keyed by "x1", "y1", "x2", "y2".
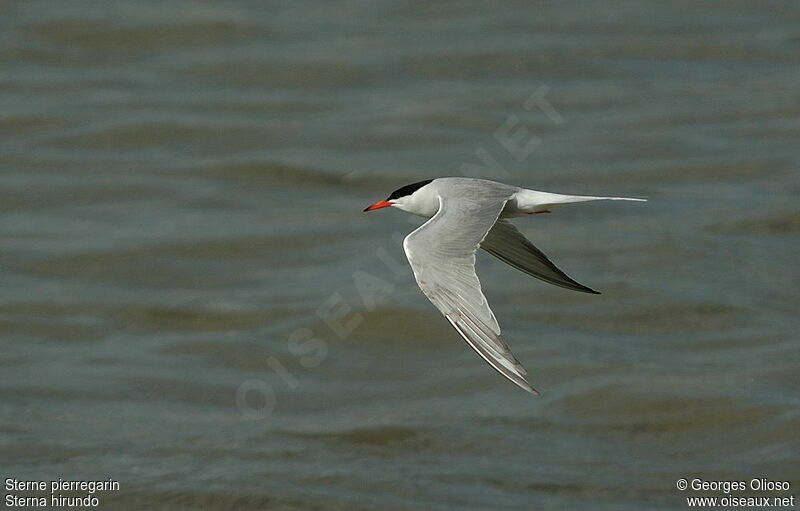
[
  {"x1": 391, "y1": 177, "x2": 642, "y2": 219},
  {"x1": 365, "y1": 177, "x2": 645, "y2": 394}
]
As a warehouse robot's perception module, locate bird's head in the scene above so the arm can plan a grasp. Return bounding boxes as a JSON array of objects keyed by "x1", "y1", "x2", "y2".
[{"x1": 363, "y1": 179, "x2": 437, "y2": 217}]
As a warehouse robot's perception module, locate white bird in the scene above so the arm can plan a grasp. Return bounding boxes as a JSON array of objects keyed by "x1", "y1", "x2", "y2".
[{"x1": 364, "y1": 177, "x2": 645, "y2": 394}]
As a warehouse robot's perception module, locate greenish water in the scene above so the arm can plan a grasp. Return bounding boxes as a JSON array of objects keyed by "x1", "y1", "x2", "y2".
[{"x1": 1, "y1": 1, "x2": 798, "y2": 509}]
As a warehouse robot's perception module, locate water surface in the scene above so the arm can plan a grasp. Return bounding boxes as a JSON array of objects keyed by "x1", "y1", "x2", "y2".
[{"x1": 1, "y1": 1, "x2": 799, "y2": 509}]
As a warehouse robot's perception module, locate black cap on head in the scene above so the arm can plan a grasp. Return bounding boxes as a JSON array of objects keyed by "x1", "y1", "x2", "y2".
[{"x1": 387, "y1": 179, "x2": 433, "y2": 201}]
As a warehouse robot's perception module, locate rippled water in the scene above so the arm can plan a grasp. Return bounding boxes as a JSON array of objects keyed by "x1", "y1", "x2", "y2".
[{"x1": 2, "y1": 1, "x2": 799, "y2": 509}]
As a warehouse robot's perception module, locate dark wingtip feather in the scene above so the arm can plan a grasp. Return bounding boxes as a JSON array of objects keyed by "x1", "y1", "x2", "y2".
[{"x1": 516, "y1": 380, "x2": 540, "y2": 395}]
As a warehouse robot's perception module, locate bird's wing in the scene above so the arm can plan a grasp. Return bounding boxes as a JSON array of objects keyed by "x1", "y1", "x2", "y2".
[
  {"x1": 403, "y1": 194, "x2": 537, "y2": 394},
  {"x1": 481, "y1": 220, "x2": 600, "y2": 294}
]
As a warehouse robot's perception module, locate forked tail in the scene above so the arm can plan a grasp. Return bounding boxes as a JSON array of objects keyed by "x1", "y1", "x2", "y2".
[{"x1": 515, "y1": 189, "x2": 646, "y2": 213}]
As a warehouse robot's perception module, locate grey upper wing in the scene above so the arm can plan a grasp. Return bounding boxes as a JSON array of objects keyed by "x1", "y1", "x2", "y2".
[
  {"x1": 481, "y1": 220, "x2": 600, "y2": 294},
  {"x1": 403, "y1": 194, "x2": 537, "y2": 394}
]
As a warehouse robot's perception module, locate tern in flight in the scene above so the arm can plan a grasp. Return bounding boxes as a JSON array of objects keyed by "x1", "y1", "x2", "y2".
[{"x1": 364, "y1": 177, "x2": 645, "y2": 394}]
